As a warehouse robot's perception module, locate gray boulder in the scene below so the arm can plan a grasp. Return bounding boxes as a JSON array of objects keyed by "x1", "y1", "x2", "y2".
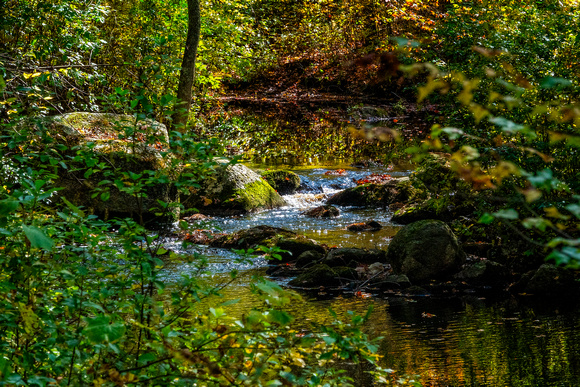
[{"x1": 386, "y1": 219, "x2": 466, "y2": 283}]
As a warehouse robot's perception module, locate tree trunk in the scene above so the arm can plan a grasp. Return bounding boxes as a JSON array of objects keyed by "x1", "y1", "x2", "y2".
[{"x1": 172, "y1": 0, "x2": 201, "y2": 133}]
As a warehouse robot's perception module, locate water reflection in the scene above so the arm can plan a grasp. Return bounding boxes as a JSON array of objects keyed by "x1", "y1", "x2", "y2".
[
  {"x1": 186, "y1": 277, "x2": 580, "y2": 386},
  {"x1": 164, "y1": 163, "x2": 580, "y2": 386}
]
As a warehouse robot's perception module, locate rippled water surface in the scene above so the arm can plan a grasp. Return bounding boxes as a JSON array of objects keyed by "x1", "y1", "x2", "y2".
[{"x1": 163, "y1": 163, "x2": 580, "y2": 386}]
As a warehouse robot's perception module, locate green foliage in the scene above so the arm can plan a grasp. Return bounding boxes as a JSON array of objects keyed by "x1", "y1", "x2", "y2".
[{"x1": 0, "y1": 90, "x2": 390, "y2": 386}]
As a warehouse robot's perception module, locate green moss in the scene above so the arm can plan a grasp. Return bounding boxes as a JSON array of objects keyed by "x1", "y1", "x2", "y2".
[{"x1": 230, "y1": 179, "x2": 286, "y2": 211}]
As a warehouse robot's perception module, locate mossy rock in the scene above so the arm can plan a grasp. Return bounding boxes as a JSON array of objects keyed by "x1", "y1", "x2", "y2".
[
  {"x1": 391, "y1": 197, "x2": 476, "y2": 225},
  {"x1": 453, "y1": 260, "x2": 510, "y2": 286},
  {"x1": 295, "y1": 250, "x2": 324, "y2": 268},
  {"x1": 326, "y1": 177, "x2": 416, "y2": 207},
  {"x1": 511, "y1": 264, "x2": 579, "y2": 297},
  {"x1": 386, "y1": 219, "x2": 466, "y2": 283},
  {"x1": 210, "y1": 225, "x2": 296, "y2": 249},
  {"x1": 261, "y1": 170, "x2": 301, "y2": 195},
  {"x1": 210, "y1": 225, "x2": 324, "y2": 263},
  {"x1": 36, "y1": 113, "x2": 178, "y2": 223},
  {"x1": 275, "y1": 236, "x2": 326, "y2": 262},
  {"x1": 183, "y1": 161, "x2": 286, "y2": 215},
  {"x1": 57, "y1": 144, "x2": 178, "y2": 223}
]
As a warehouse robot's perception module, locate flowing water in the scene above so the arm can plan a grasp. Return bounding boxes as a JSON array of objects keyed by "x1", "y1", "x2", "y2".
[{"x1": 162, "y1": 163, "x2": 580, "y2": 386}]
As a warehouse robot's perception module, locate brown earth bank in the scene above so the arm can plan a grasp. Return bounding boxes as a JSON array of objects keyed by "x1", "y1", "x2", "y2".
[{"x1": 202, "y1": 57, "x2": 444, "y2": 140}]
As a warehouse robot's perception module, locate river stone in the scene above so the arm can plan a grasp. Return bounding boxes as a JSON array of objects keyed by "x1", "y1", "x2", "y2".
[
  {"x1": 295, "y1": 250, "x2": 324, "y2": 268},
  {"x1": 183, "y1": 161, "x2": 286, "y2": 215},
  {"x1": 288, "y1": 264, "x2": 354, "y2": 288},
  {"x1": 323, "y1": 247, "x2": 387, "y2": 267},
  {"x1": 386, "y1": 219, "x2": 466, "y2": 283},
  {"x1": 261, "y1": 170, "x2": 301, "y2": 195},
  {"x1": 453, "y1": 260, "x2": 510, "y2": 286},
  {"x1": 210, "y1": 225, "x2": 295, "y2": 249},
  {"x1": 513, "y1": 264, "x2": 578, "y2": 297},
  {"x1": 302, "y1": 205, "x2": 340, "y2": 218},
  {"x1": 210, "y1": 225, "x2": 324, "y2": 262},
  {"x1": 346, "y1": 220, "x2": 382, "y2": 231}
]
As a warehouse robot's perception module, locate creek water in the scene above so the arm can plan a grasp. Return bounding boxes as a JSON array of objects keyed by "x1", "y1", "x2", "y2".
[{"x1": 162, "y1": 163, "x2": 580, "y2": 386}]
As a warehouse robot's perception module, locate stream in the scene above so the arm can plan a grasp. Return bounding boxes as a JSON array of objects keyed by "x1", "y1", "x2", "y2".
[{"x1": 162, "y1": 163, "x2": 580, "y2": 386}]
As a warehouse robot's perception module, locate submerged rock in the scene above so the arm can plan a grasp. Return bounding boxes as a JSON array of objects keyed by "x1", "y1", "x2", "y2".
[
  {"x1": 386, "y1": 219, "x2": 466, "y2": 283},
  {"x1": 302, "y1": 205, "x2": 340, "y2": 218},
  {"x1": 261, "y1": 170, "x2": 301, "y2": 195}
]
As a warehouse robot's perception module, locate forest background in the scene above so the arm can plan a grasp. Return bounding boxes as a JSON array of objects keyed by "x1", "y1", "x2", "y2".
[{"x1": 0, "y1": 0, "x2": 580, "y2": 385}]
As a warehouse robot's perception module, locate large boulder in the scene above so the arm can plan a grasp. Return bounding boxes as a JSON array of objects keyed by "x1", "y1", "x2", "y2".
[
  {"x1": 39, "y1": 113, "x2": 177, "y2": 222},
  {"x1": 261, "y1": 170, "x2": 301, "y2": 195},
  {"x1": 386, "y1": 219, "x2": 466, "y2": 283},
  {"x1": 183, "y1": 161, "x2": 286, "y2": 216}
]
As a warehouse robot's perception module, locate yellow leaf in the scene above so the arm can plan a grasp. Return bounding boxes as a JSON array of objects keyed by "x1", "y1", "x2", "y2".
[{"x1": 544, "y1": 207, "x2": 570, "y2": 220}]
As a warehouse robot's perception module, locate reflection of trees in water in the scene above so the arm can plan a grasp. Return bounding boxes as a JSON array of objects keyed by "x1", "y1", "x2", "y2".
[{"x1": 380, "y1": 298, "x2": 580, "y2": 385}]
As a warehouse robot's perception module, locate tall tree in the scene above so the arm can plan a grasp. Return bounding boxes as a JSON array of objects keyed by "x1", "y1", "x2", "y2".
[{"x1": 173, "y1": 0, "x2": 201, "y2": 132}]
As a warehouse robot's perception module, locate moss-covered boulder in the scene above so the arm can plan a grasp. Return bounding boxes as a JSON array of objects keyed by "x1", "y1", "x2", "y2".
[
  {"x1": 261, "y1": 170, "x2": 301, "y2": 195},
  {"x1": 35, "y1": 113, "x2": 177, "y2": 222},
  {"x1": 183, "y1": 161, "x2": 286, "y2": 216},
  {"x1": 326, "y1": 177, "x2": 417, "y2": 207},
  {"x1": 302, "y1": 205, "x2": 340, "y2": 218},
  {"x1": 323, "y1": 248, "x2": 387, "y2": 267},
  {"x1": 386, "y1": 220, "x2": 466, "y2": 283}
]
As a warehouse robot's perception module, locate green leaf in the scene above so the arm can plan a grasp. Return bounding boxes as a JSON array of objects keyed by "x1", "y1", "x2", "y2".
[
  {"x1": 493, "y1": 209, "x2": 519, "y2": 220},
  {"x1": 0, "y1": 199, "x2": 20, "y2": 217},
  {"x1": 83, "y1": 316, "x2": 125, "y2": 343},
  {"x1": 478, "y1": 213, "x2": 495, "y2": 224},
  {"x1": 22, "y1": 225, "x2": 54, "y2": 251},
  {"x1": 268, "y1": 309, "x2": 293, "y2": 325},
  {"x1": 540, "y1": 77, "x2": 572, "y2": 89}
]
